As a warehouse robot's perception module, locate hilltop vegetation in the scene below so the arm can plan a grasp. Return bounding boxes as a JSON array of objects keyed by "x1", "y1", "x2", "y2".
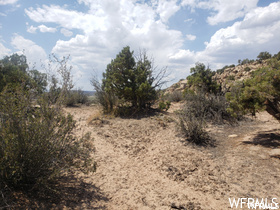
[{"x1": 167, "y1": 50, "x2": 280, "y2": 120}]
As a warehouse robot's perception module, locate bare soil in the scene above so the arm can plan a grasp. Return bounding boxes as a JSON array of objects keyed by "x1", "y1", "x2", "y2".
[
  {"x1": 57, "y1": 104, "x2": 280, "y2": 210},
  {"x1": 9, "y1": 104, "x2": 279, "y2": 209}
]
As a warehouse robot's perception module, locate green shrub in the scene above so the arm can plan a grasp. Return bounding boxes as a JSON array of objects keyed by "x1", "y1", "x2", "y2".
[
  {"x1": 65, "y1": 89, "x2": 89, "y2": 107},
  {"x1": 166, "y1": 91, "x2": 184, "y2": 102},
  {"x1": 183, "y1": 87, "x2": 195, "y2": 97},
  {"x1": 187, "y1": 62, "x2": 220, "y2": 94},
  {"x1": 216, "y1": 64, "x2": 235, "y2": 74},
  {"x1": 244, "y1": 66, "x2": 251, "y2": 72},
  {"x1": 0, "y1": 86, "x2": 95, "y2": 194},
  {"x1": 158, "y1": 100, "x2": 171, "y2": 111},
  {"x1": 227, "y1": 75, "x2": 235, "y2": 81},
  {"x1": 0, "y1": 54, "x2": 47, "y2": 94},
  {"x1": 226, "y1": 59, "x2": 280, "y2": 119},
  {"x1": 257, "y1": 51, "x2": 272, "y2": 62},
  {"x1": 226, "y1": 84, "x2": 263, "y2": 118},
  {"x1": 90, "y1": 76, "x2": 118, "y2": 113}
]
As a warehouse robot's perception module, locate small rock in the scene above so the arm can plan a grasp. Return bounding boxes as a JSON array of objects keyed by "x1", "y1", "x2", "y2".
[
  {"x1": 228, "y1": 134, "x2": 238, "y2": 138},
  {"x1": 270, "y1": 149, "x2": 280, "y2": 156}
]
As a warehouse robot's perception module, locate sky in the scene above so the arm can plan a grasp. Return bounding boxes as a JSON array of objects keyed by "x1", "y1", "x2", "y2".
[{"x1": 1, "y1": 0, "x2": 280, "y2": 90}]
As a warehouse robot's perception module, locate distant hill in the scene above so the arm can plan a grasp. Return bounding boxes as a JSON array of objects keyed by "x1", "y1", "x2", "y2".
[{"x1": 83, "y1": 91, "x2": 95, "y2": 96}]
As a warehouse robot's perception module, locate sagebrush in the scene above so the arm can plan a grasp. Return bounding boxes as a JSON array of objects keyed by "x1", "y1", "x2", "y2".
[{"x1": 0, "y1": 85, "x2": 95, "y2": 207}]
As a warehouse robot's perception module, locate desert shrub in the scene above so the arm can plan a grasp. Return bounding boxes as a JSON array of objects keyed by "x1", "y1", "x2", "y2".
[
  {"x1": 158, "y1": 100, "x2": 171, "y2": 111},
  {"x1": 226, "y1": 83, "x2": 263, "y2": 118},
  {"x1": 257, "y1": 51, "x2": 272, "y2": 62},
  {"x1": 238, "y1": 58, "x2": 255, "y2": 65},
  {"x1": 183, "y1": 87, "x2": 195, "y2": 97},
  {"x1": 187, "y1": 62, "x2": 221, "y2": 94},
  {"x1": 0, "y1": 85, "x2": 95, "y2": 200},
  {"x1": 166, "y1": 90, "x2": 184, "y2": 102},
  {"x1": 273, "y1": 51, "x2": 280, "y2": 61},
  {"x1": 227, "y1": 75, "x2": 235, "y2": 81},
  {"x1": 178, "y1": 107, "x2": 212, "y2": 146},
  {"x1": 75, "y1": 89, "x2": 89, "y2": 104},
  {"x1": 216, "y1": 64, "x2": 235, "y2": 74},
  {"x1": 0, "y1": 54, "x2": 47, "y2": 94},
  {"x1": 177, "y1": 91, "x2": 232, "y2": 146},
  {"x1": 90, "y1": 76, "x2": 118, "y2": 113},
  {"x1": 184, "y1": 91, "x2": 233, "y2": 124},
  {"x1": 65, "y1": 89, "x2": 89, "y2": 107},
  {"x1": 226, "y1": 59, "x2": 280, "y2": 119},
  {"x1": 244, "y1": 66, "x2": 251, "y2": 72}
]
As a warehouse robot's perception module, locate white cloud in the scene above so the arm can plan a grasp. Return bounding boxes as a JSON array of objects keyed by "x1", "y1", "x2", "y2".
[
  {"x1": 0, "y1": 0, "x2": 17, "y2": 5},
  {"x1": 0, "y1": 42, "x2": 11, "y2": 58},
  {"x1": 169, "y1": 49, "x2": 195, "y2": 63},
  {"x1": 186, "y1": 34, "x2": 196, "y2": 41},
  {"x1": 184, "y1": 18, "x2": 193, "y2": 23},
  {"x1": 25, "y1": 4, "x2": 107, "y2": 34},
  {"x1": 200, "y1": 1, "x2": 280, "y2": 64},
  {"x1": 165, "y1": 1, "x2": 280, "y2": 81},
  {"x1": 27, "y1": 24, "x2": 56, "y2": 33},
  {"x1": 24, "y1": 0, "x2": 184, "y2": 89},
  {"x1": 206, "y1": 0, "x2": 258, "y2": 25},
  {"x1": 11, "y1": 34, "x2": 47, "y2": 67},
  {"x1": 156, "y1": 0, "x2": 180, "y2": 23},
  {"x1": 38, "y1": 24, "x2": 57, "y2": 33},
  {"x1": 27, "y1": 25, "x2": 37, "y2": 33},
  {"x1": 240, "y1": 2, "x2": 280, "y2": 29},
  {"x1": 60, "y1": 28, "x2": 73, "y2": 37},
  {"x1": 181, "y1": 0, "x2": 258, "y2": 25},
  {"x1": 180, "y1": 0, "x2": 197, "y2": 12}
]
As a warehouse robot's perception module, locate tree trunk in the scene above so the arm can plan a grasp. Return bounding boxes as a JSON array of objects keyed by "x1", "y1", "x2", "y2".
[{"x1": 264, "y1": 99, "x2": 280, "y2": 122}]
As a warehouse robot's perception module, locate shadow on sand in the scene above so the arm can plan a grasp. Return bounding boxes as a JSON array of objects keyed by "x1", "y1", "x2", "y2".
[
  {"x1": 243, "y1": 129, "x2": 280, "y2": 149},
  {"x1": 2, "y1": 174, "x2": 109, "y2": 209}
]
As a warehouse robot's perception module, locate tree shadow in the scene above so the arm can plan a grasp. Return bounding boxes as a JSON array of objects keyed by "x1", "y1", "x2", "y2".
[
  {"x1": 243, "y1": 129, "x2": 280, "y2": 148},
  {"x1": 117, "y1": 107, "x2": 160, "y2": 119},
  {"x1": 3, "y1": 174, "x2": 109, "y2": 209}
]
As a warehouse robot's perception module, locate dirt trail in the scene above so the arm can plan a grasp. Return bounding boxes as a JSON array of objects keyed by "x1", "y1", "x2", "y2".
[{"x1": 66, "y1": 105, "x2": 280, "y2": 210}]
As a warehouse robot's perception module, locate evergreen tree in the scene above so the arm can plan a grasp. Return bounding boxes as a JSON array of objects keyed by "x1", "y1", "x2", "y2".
[{"x1": 102, "y1": 46, "x2": 164, "y2": 110}]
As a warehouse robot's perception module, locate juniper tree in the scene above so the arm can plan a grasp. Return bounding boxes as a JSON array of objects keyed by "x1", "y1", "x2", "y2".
[{"x1": 101, "y1": 46, "x2": 167, "y2": 111}]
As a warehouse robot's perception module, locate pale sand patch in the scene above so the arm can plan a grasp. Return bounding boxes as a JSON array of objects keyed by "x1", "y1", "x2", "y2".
[{"x1": 61, "y1": 105, "x2": 280, "y2": 210}]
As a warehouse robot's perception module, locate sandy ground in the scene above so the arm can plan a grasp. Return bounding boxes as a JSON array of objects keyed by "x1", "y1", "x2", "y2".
[{"x1": 61, "y1": 104, "x2": 280, "y2": 210}]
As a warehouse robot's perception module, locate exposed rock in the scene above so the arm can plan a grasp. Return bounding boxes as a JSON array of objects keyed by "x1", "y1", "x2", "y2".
[{"x1": 165, "y1": 60, "x2": 269, "y2": 94}]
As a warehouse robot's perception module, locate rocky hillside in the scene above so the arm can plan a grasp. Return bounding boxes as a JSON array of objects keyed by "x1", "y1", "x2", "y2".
[
  {"x1": 213, "y1": 60, "x2": 269, "y2": 92},
  {"x1": 166, "y1": 60, "x2": 269, "y2": 94}
]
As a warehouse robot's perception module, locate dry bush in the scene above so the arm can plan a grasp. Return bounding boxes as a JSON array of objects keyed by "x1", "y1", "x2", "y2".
[
  {"x1": 184, "y1": 92, "x2": 233, "y2": 124},
  {"x1": 177, "y1": 91, "x2": 232, "y2": 146},
  {"x1": 166, "y1": 90, "x2": 184, "y2": 102},
  {"x1": 0, "y1": 86, "x2": 95, "y2": 208},
  {"x1": 90, "y1": 76, "x2": 118, "y2": 113},
  {"x1": 65, "y1": 89, "x2": 90, "y2": 107},
  {"x1": 178, "y1": 109, "x2": 212, "y2": 146}
]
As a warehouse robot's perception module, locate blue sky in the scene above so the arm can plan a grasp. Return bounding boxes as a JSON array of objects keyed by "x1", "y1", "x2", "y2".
[{"x1": 1, "y1": 0, "x2": 280, "y2": 90}]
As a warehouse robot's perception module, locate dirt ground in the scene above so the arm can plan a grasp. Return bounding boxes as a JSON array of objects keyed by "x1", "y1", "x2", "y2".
[{"x1": 54, "y1": 103, "x2": 279, "y2": 210}]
